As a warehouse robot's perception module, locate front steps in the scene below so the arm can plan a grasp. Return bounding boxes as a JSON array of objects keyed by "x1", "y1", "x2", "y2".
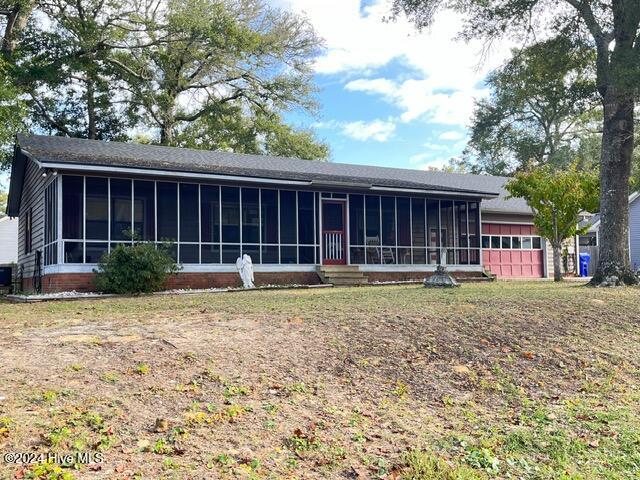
[{"x1": 317, "y1": 265, "x2": 368, "y2": 286}]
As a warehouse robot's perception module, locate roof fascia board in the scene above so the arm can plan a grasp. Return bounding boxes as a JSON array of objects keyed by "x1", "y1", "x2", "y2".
[
  {"x1": 369, "y1": 185, "x2": 496, "y2": 199},
  {"x1": 35, "y1": 160, "x2": 500, "y2": 198},
  {"x1": 37, "y1": 161, "x2": 313, "y2": 187}
]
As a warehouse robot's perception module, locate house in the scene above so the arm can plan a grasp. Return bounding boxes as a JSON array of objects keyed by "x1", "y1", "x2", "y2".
[
  {"x1": 577, "y1": 192, "x2": 640, "y2": 274},
  {"x1": 0, "y1": 216, "x2": 18, "y2": 264},
  {"x1": 6, "y1": 134, "x2": 553, "y2": 293}
]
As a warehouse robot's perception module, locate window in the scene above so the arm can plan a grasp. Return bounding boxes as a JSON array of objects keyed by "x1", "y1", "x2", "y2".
[
  {"x1": 279, "y1": 190, "x2": 297, "y2": 244},
  {"x1": 501, "y1": 236, "x2": 511, "y2": 249},
  {"x1": 201, "y1": 185, "x2": 220, "y2": 243},
  {"x1": 24, "y1": 208, "x2": 32, "y2": 254},
  {"x1": 180, "y1": 183, "x2": 199, "y2": 242},
  {"x1": 157, "y1": 182, "x2": 177, "y2": 241},
  {"x1": 491, "y1": 236, "x2": 500, "y2": 249},
  {"x1": 511, "y1": 236, "x2": 522, "y2": 249},
  {"x1": 85, "y1": 177, "x2": 108, "y2": 240},
  {"x1": 134, "y1": 181, "x2": 155, "y2": 241},
  {"x1": 532, "y1": 237, "x2": 542, "y2": 249},
  {"x1": 242, "y1": 188, "x2": 260, "y2": 244},
  {"x1": 62, "y1": 175, "x2": 83, "y2": 239},
  {"x1": 482, "y1": 236, "x2": 490, "y2": 249},
  {"x1": 522, "y1": 237, "x2": 532, "y2": 249}
]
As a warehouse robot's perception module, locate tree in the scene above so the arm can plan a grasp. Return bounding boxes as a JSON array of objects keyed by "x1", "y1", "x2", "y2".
[
  {"x1": 506, "y1": 165, "x2": 599, "y2": 281},
  {"x1": 117, "y1": 0, "x2": 320, "y2": 146},
  {"x1": 0, "y1": 187, "x2": 7, "y2": 215},
  {"x1": 174, "y1": 107, "x2": 329, "y2": 160},
  {"x1": 466, "y1": 37, "x2": 598, "y2": 175},
  {"x1": 391, "y1": 0, "x2": 640, "y2": 285}
]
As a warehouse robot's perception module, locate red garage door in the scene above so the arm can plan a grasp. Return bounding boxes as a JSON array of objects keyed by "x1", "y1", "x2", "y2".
[{"x1": 482, "y1": 223, "x2": 545, "y2": 278}]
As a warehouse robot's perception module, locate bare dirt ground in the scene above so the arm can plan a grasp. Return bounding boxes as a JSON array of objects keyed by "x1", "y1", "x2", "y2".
[{"x1": 0, "y1": 282, "x2": 639, "y2": 479}]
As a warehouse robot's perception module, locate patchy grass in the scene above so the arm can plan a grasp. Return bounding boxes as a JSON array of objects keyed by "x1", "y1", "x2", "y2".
[{"x1": 1, "y1": 282, "x2": 640, "y2": 478}]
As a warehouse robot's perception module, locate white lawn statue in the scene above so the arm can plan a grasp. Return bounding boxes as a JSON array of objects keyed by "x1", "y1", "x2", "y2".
[{"x1": 236, "y1": 254, "x2": 255, "y2": 289}]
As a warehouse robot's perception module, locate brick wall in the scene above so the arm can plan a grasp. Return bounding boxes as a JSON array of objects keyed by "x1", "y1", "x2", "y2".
[{"x1": 34, "y1": 271, "x2": 322, "y2": 293}]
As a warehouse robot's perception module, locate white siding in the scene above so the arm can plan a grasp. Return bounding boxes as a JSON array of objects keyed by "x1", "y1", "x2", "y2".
[
  {"x1": 630, "y1": 197, "x2": 640, "y2": 270},
  {"x1": 0, "y1": 217, "x2": 18, "y2": 264}
]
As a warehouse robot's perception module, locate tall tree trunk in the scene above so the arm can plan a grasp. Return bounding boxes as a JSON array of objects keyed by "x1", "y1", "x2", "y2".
[
  {"x1": 552, "y1": 243, "x2": 563, "y2": 282},
  {"x1": 1, "y1": 1, "x2": 34, "y2": 59},
  {"x1": 591, "y1": 89, "x2": 638, "y2": 285},
  {"x1": 160, "y1": 122, "x2": 173, "y2": 145},
  {"x1": 86, "y1": 78, "x2": 97, "y2": 140}
]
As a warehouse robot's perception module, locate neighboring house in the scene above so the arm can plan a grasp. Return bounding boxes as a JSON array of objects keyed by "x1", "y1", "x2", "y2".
[
  {"x1": 7, "y1": 134, "x2": 552, "y2": 293},
  {"x1": 0, "y1": 216, "x2": 18, "y2": 264},
  {"x1": 577, "y1": 192, "x2": 640, "y2": 273}
]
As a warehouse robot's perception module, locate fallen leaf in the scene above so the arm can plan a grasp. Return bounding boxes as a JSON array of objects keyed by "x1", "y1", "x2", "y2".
[
  {"x1": 452, "y1": 365, "x2": 471, "y2": 375},
  {"x1": 522, "y1": 351, "x2": 535, "y2": 360}
]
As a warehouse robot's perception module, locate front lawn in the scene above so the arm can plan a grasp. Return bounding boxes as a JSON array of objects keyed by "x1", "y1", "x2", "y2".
[{"x1": 1, "y1": 282, "x2": 639, "y2": 479}]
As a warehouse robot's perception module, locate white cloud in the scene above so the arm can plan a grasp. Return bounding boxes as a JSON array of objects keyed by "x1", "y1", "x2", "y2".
[
  {"x1": 342, "y1": 119, "x2": 396, "y2": 142},
  {"x1": 275, "y1": 0, "x2": 512, "y2": 129},
  {"x1": 439, "y1": 130, "x2": 465, "y2": 141},
  {"x1": 418, "y1": 157, "x2": 451, "y2": 171}
]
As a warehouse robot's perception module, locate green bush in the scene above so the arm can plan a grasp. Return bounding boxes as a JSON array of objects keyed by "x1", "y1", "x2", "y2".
[{"x1": 93, "y1": 243, "x2": 179, "y2": 294}]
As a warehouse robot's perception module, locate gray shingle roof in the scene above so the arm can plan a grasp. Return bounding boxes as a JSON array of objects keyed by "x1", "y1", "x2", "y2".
[{"x1": 15, "y1": 134, "x2": 531, "y2": 214}]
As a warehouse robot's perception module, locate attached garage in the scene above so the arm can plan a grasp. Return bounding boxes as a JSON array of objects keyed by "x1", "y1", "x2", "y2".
[{"x1": 481, "y1": 223, "x2": 545, "y2": 278}]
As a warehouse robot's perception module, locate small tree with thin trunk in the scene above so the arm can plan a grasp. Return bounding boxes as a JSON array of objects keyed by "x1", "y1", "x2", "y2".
[{"x1": 506, "y1": 165, "x2": 599, "y2": 282}]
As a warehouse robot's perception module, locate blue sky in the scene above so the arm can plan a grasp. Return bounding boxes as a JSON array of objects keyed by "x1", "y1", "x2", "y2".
[{"x1": 278, "y1": 0, "x2": 511, "y2": 170}]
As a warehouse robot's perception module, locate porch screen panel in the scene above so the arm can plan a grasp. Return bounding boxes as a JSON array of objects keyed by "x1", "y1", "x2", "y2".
[
  {"x1": 279, "y1": 190, "x2": 297, "y2": 263},
  {"x1": 348, "y1": 194, "x2": 365, "y2": 264},
  {"x1": 381, "y1": 196, "x2": 396, "y2": 264},
  {"x1": 468, "y1": 202, "x2": 480, "y2": 264},
  {"x1": 440, "y1": 200, "x2": 455, "y2": 264},
  {"x1": 426, "y1": 200, "x2": 439, "y2": 264},
  {"x1": 200, "y1": 185, "x2": 220, "y2": 243},
  {"x1": 456, "y1": 201, "x2": 468, "y2": 264},
  {"x1": 298, "y1": 191, "x2": 315, "y2": 264},
  {"x1": 396, "y1": 197, "x2": 411, "y2": 264},
  {"x1": 134, "y1": 180, "x2": 155, "y2": 241},
  {"x1": 365, "y1": 195, "x2": 381, "y2": 264},
  {"x1": 411, "y1": 198, "x2": 426, "y2": 264},
  {"x1": 110, "y1": 179, "x2": 132, "y2": 241},
  {"x1": 85, "y1": 177, "x2": 108, "y2": 240},
  {"x1": 221, "y1": 187, "x2": 240, "y2": 243},
  {"x1": 242, "y1": 188, "x2": 259, "y2": 244},
  {"x1": 179, "y1": 183, "x2": 199, "y2": 243},
  {"x1": 62, "y1": 175, "x2": 83, "y2": 240},
  {"x1": 179, "y1": 183, "x2": 199, "y2": 263},
  {"x1": 157, "y1": 182, "x2": 178, "y2": 241},
  {"x1": 261, "y1": 189, "x2": 278, "y2": 263}
]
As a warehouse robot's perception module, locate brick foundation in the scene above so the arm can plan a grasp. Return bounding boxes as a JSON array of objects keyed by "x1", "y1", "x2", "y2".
[{"x1": 34, "y1": 271, "x2": 322, "y2": 293}]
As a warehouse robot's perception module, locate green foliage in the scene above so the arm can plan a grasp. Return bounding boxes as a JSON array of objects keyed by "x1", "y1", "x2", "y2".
[
  {"x1": 506, "y1": 164, "x2": 599, "y2": 280},
  {"x1": 0, "y1": 188, "x2": 7, "y2": 215},
  {"x1": 0, "y1": 0, "x2": 326, "y2": 160},
  {"x1": 400, "y1": 450, "x2": 483, "y2": 479},
  {"x1": 93, "y1": 242, "x2": 179, "y2": 294},
  {"x1": 465, "y1": 37, "x2": 598, "y2": 175},
  {"x1": 506, "y1": 164, "x2": 599, "y2": 247}
]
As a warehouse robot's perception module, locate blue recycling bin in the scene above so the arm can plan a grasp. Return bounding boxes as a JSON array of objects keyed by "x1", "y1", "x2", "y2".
[{"x1": 579, "y1": 252, "x2": 591, "y2": 277}]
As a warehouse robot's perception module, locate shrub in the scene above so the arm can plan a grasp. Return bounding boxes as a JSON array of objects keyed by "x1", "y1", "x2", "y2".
[{"x1": 93, "y1": 242, "x2": 179, "y2": 294}]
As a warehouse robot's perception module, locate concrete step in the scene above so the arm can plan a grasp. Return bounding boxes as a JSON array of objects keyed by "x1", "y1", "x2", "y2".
[
  {"x1": 318, "y1": 265, "x2": 361, "y2": 273},
  {"x1": 329, "y1": 278, "x2": 369, "y2": 286},
  {"x1": 455, "y1": 276, "x2": 495, "y2": 283},
  {"x1": 319, "y1": 271, "x2": 367, "y2": 278}
]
